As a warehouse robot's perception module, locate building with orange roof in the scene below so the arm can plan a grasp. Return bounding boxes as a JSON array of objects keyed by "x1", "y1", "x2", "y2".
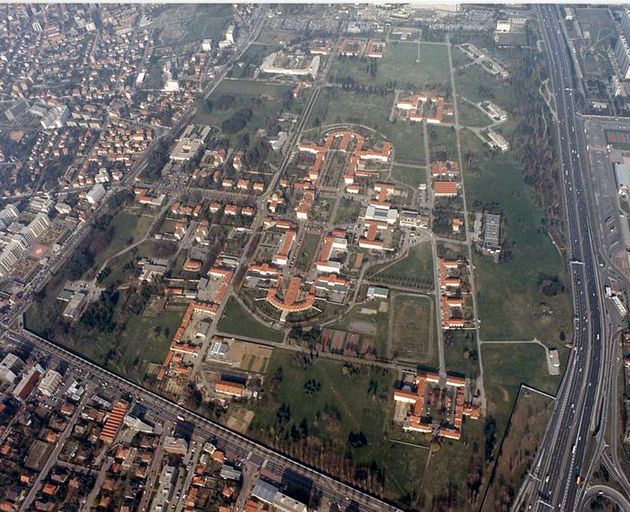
[
  {"x1": 100, "y1": 400, "x2": 128, "y2": 443},
  {"x1": 296, "y1": 190, "x2": 313, "y2": 221},
  {"x1": 215, "y1": 380, "x2": 245, "y2": 398},
  {"x1": 248, "y1": 263, "x2": 281, "y2": 280},
  {"x1": 365, "y1": 39, "x2": 386, "y2": 58},
  {"x1": 396, "y1": 93, "x2": 445, "y2": 124},
  {"x1": 266, "y1": 277, "x2": 316, "y2": 317},
  {"x1": 183, "y1": 259, "x2": 202, "y2": 272},
  {"x1": 224, "y1": 204, "x2": 238, "y2": 216},
  {"x1": 431, "y1": 160, "x2": 460, "y2": 179},
  {"x1": 433, "y1": 181, "x2": 458, "y2": 197},
  {"x1": 273, "y1": 230, "x2": 296, "y2": 266},
  {"x1": 394, "y1": 371, "x2": 478, "y2": 440}
]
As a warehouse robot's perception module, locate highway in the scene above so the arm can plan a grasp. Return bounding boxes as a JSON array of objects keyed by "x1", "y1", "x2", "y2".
[
  {"x1": 3, "y1": 328, "x2": 401, "y2": 512},
  {"x1": 514, "y1": 5, "x2": 612, "y2": 511}
]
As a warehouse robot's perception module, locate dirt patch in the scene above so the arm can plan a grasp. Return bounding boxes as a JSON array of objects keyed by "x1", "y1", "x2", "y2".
[
  {"x1": 225, "y1": 408, "x2": 255, "y2": 434},
  {"x1": 348, "y1": 320, "x2": 377, "y2": 335}
]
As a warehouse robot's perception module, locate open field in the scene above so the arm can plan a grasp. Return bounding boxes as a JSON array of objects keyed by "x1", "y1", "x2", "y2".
[
  {"x1": 229, "y1": 43, "x2": 279, "y2": 78},
  {"x1": 334, "y1": 197, "x2": 362, "y2": 225},
  {"x1": 391, "y1": 164, "x2": 426, "y2": 189},
  {"x1": 455, "y1": 61, "x2": 517, "y2": 111},
  {"x1": 368, "y1": 241, "x2": 434, "y2": 288},
  {"x1": 482, "y1": 389, "x2": 555, "y2": 511},
  {"x1": 193, "y1": 79, "x2": 305, "y2": 147},
  {"x1": 26, "y1": 294, "x2": 186, "y2": 383},
  {"x1": 307, "y1": 90, "x2": 426, "y2": 163},
  {"x1": 330, "y1": 42, "x2": 451, "y2": 93},
  {"x1": 464, "y1": 152, "x2": 572, "y2": 344},
  {"x1": 295, "y1": 232, "x2": 321, "y2": 271},
  {"x1": 90, "y1": 209, "x2": 156, "y2": 276},
  {"x1": 217, "y1": 297, "x2": 285, "y2": 343},
  {"x1": 332, "y1": 304, "x2": 390, "y2": 357},
  {"x1": 458, "y1": 100, "x2": 492, "y2": 128},
  {"x1": 428, "y1": 125, "x2": 458, "y2": 161},
  {"x1": 421, "y1": 419, "x2": 487, "y2": 509},
  {"x1": 444, "y1": 330, "x2": 479, "y2": 378},
  {"x1": 481, "y1": 343, "x2": 559, "y2": 431},
  {"x1": 152, "y1": 4, "x2": 233, "y2": 45},
  {"x1": 391, "y1": 294, "x2": 435, "y2": 364},
  {"x1": 248, "y1": 349, "x2": 430, "y2": 504}
]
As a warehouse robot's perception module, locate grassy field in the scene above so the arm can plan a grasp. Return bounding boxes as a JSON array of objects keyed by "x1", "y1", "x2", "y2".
[
  {"x1": 229, "y1": 44, "x2": 278, "y2": 78},
  {"x1": 391, "y1": 164, "x2": 426, "y2": 189},
  {"x1": 330, "y1": 41, "x2": 451, "y2": 93},
  {"x1": 444, "y1": 330, "x2": 479, "y2": 378},
  {"x1": 248, "y1": 349, "x2": 430, "y2": 503},
  {"x1": 307, "y1": 90, "x2": 426, "y2": 163},
  {"x1": 391, "y1": 294, "x2": 435, "y2": 365},
  {"x1": 458, "y1": 100, "x2": 492, "y2": 128},
  {"x1": 464, "y1": 153, "x2": 573, "y2": 344},
  {"x1": 217, "y1": 297, "x2": 285, "y2": 343},
  {"x1": 368, "y1": 242, "x2": 434, "y2": 287},
  {"x1": 455, "y1": 64, "x2": 518, "y2": 112},
  {"x1": 295, "y1": 232, "x2": 321, "y2": 271},
  {"x1": 481, "y1": 343, "x2": 560, "y2": 431},
  {"x1": 156, "y1": 4, "x2": 233, "y2": 45},
  {"x1": 26, "y1": 294, "x2": 186, "y2": 383},
  {"x1": 193, "y1": 79, "x2": 302, "y2": 146},
  {"x1": 482, "y1": 389, "x2": 555, "y2": 511},
  {"x1": 421, "y1": 419, "x2": 486, "y2": 508},
  {"x1": 428, "y1": 125, "x2": 458, "y2": 161},
  {"x1": 334, "y1": 197, "x2": 362, "y2": 225},
  {"x1": 90, "y1": 209, "x2": 155, "y2": 276}
]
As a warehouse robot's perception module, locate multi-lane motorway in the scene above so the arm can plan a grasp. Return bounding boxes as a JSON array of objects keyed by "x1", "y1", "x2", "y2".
[{"x1": 515, "y1": 5, "x2": 623, "y2": 511}]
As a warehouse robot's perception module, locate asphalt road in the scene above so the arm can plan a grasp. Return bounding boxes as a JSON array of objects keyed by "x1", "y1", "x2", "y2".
[{"x1": 514, "y1": 6, "x2": 609, "y2": 511}]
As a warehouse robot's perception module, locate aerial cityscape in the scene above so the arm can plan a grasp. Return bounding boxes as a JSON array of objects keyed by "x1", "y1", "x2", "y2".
[{"x1": 0, "y1": 2, "x2": 629, "y2": 511}]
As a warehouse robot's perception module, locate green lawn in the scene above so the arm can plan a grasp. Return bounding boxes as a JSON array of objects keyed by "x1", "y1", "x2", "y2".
[
  {"x1": 427, "y1": 125, "x2": 458, "y2": 161},
  {"x1": 334, "y1": 198, "x2": 362, "y2": 225},
  {"x1": 249, "y1": 349, "x2": 428, "y2": 503},
  {"x1": 481, "y1": 343, "x2": 560, "y2": 431},
  {"x1": 295, "y1": 232, "x2": 321, "y2": 271},
  {"x1": 391, "y1": 294, "x2": 436, "y2": 365},
  {"x1": 90, "y1": 209, "x2": 155, "y2": 275},
  {"x1": 229, "y1": 44, "x2": 279, "y2": 78},
  {"x1": 330, "y1": 41, "x2": 451, "y2": 93},
  {"x1": 391, "y1": 164, "x2": 427, "y2": 189},
  {"x1": 217, "y1": 297, "x2": 285, "y2": 343},
  {"x1": 464, "y1": 153, "x2": 572, "y2": 344},
  {"x1": 455, "y1": 63, "x2": 518, "y2": 112},
  {"x1": 26, "y1": 294, "x2": 186, "y2": 383},
  {"x1": 457, "y1": 100, "x2": 492, "y2": 128},
  {"x1": 444, "y1": 330, "x2": 479, "y2": 379},
  {"x1": 368, "y1": 242, "x2": 434, "y2": 288},
  {"x1": 193, "y1": 79, "x2": 305, "y2": 147}
]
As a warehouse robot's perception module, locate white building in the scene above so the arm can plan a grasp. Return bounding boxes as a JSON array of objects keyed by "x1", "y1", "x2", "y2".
[
  {"x1": 38, "y1": 369, "x2": 62, "y2": 397},
  {"x1": 86, "y1": 183, "x2": 106, "y2": 205},
  {"x1": 260, "y1": 52, "x2": 320, "y2": 78}
]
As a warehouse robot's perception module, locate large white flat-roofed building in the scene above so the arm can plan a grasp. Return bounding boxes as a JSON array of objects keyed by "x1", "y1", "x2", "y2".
[
  {"x1": 364, "y1": 204, "x2": 398, "y2": 224},
  {"x1": 170, "y1": 125, "x2": 211, "y2": 162},
  {"x1": 260, "y1": 51, "x2": 320, "y2": 78}
]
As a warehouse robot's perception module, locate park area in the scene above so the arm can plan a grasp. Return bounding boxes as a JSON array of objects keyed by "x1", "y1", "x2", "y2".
[
  {"x1": 464, "y1": 151, "x2": 573, "y2": 345},
  {"x1": 330, "y1": 41, "x2": 451, "y2": 93},
  {"x1": 390, "y1": 294, "x2": 436, "y2": 365},
  {"x1": 481, "y1": 343, "x2": 560, "y2": 432},
  {"x1": 193, "y1": 79, "x2": 307, "y2": 148},
  {"x1": 217, "y1": 297, "x2": 285, "y2": 343},
  {"x1": 368, "y1": 241, "x2": 434, "y2": 289},
  {"x1": 247, "y1": 349, "x2": 430, "y2": 505},
  {"x1": 482, "y1": 388, "x2": 555, "y2": 511}
]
